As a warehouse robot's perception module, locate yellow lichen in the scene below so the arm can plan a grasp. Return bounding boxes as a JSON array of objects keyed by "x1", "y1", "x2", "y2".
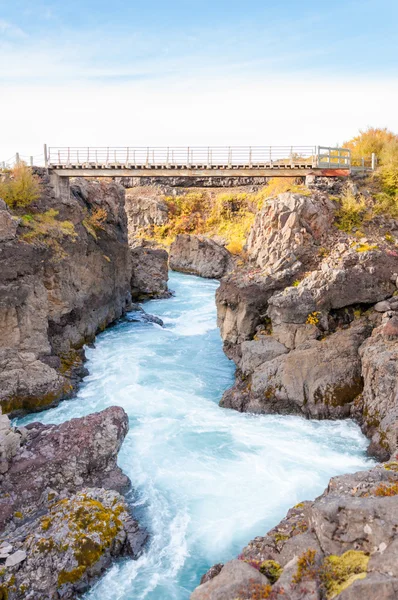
[
  {"x1": 306, "y1": 311, "x2": 321, "y2": 326},
  {"x1": 320, "y1": 550, "x2": 369, "y2": 599},
  {"x1": 259, "y1": 560, "x2": 283, "y2": 584},
  {"x1": 292, "y1": 549, "x2": 317, "y2": 584}
]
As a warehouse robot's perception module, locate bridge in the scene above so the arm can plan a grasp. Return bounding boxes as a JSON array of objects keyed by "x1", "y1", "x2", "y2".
[{"x1": 45, "y1": 145, "x2": 375, "y2": 178}]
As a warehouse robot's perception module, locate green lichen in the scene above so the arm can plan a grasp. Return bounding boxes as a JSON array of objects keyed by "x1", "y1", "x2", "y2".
[
  {"x1": 14, "y1": 512, "x2": 23, "y2": 519},
  {"x1": 36, "y1": 538, "x2": 55, "y2": 553},
  {"x1": 384, "y1": 461, "x2": 398, "y2": 472},
  {"x1": 320, "y1": 550, "x2": 369, "y2": 599},
  {"x1": 0, "y1": 586, "x2": 8, "y2": 600},
  {"x1": 259, "y1": 560, "x2": 283, "y2": 584},
  {"x1": 41, "y1": 517, "x2": 53, "y2": 531},
  {"x1": 273, "y1": 532, "x2": 289, "y2": 543},
  {"x1": 57, "y1": 566, "x2": 86, "y2": 586}
]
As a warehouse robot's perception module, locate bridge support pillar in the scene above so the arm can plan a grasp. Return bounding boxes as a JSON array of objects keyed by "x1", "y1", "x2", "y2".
[{"x1": 50, "y1": 173, "x2": 70, "y2": 202}]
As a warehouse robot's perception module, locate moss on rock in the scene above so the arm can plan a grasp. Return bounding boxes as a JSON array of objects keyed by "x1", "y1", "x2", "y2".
[{"x1": 320, "y1": 550, "x2": 369, "y2": 599}]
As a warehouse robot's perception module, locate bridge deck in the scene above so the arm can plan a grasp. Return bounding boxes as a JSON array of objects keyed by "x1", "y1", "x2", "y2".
[{"x1": 45, "y1": 145, "x2": 373, "y2": 177}]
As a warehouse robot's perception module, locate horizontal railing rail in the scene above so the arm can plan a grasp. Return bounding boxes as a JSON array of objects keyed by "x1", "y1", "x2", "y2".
[{"x1": 47, "y1": 146, "x2": 319, "y2": 168}]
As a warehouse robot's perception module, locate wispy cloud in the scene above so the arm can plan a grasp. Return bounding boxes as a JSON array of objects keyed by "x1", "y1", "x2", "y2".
[{"x1": 0, "y1": 18, "x2": 25, "y2": 38}]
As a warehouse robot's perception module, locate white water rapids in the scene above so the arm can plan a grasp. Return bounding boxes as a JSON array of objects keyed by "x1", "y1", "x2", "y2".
[{"x1": 19, "y1": 272, "x2": 373, "y2": 599}]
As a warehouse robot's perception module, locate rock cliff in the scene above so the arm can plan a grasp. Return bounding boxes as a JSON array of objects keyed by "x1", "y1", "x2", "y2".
[
  {"x1": 192, "y1": 460, "x2": 398, "y2": 600},
  {"x1": 170, "y1": 234, "x2": 235, "y2": 279},
  {"x1": 0, "y1": 171, "x2": 131, "y2": 416},
  {"x1": 0, "y1": 406, "x2": 147, "y2": 599},
  {"x1": 216, "y1": 189, "x2": 398, "y2": 459}
]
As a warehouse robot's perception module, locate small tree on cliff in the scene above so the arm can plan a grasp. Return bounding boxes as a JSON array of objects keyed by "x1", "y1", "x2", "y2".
[{"x1": 0, "y1": 163, "x2": 41, "y2": 209}]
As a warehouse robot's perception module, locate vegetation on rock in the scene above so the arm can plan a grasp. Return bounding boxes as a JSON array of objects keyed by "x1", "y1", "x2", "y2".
[
  {"x1": 139, "y1": 178, "x2": 309, "y2": 254},
  {"x1": 0, "y1": 163, "x2": 41, "y2": 209}
]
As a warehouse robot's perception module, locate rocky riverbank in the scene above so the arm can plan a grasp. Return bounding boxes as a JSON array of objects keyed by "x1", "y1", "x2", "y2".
[
  {"x1": 0, "y1": 170, "x2": 171, "y2": 417},
  {"x1": 216, "y1": 186, "x2": 398, "y2": 461},
  {"x1": 192, "y1": 459, "x2": 398, "y2": 600},
  {"x1": 0, "y1": 168, "x2": 171, "y2": 598},
  {"x1": 189, "y1": 176, "x2": 398, "y2": 599},
  {"x1": 0, "y1": 406, "x2": 147, "y2": 599}
]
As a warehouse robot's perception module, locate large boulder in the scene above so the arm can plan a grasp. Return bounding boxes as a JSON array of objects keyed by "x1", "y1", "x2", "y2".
[
  {"x1": 0, "y1": 407, "x2": 147, "y2": 599},
  {"x1": 0, "y1": 406, "x2": 130, "y2": 530},
  {"x1": 268, "y1": 247, "x2": 397, "y2": 328},
  {"x1": 169, "y1": 234, "x2": 234, "y2": 279},
  {"x1": 216, "y1": 266, "x2": 299, "y2": 360},
  {"x1": 190, "y1": 559, "x2": 270, "y2": 600},
  {"x1": 130, "y1": 245, "x2": 169, "y2": 299},
  {"x1": 246, "y1": 192, "x2": 334, "y2": 270},
  {"x1": 192, "y1": 462, "x2": 398, "y2": 600},
  {"x1": 221, "y1": 319, "x2": 370, "y2": 418},
  {"x1": 0, "y1": 488, "x2": 145, "y2": 600}
]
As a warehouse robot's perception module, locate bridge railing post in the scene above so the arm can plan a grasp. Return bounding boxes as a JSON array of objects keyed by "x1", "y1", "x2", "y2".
[{"x1": 44, "y1": 144, "x2": 48, "y2": 169}]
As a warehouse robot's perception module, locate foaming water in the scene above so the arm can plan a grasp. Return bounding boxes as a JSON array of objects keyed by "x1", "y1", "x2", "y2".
[{"x1": 19, "y1": 272, "x2": 373, "y2": 600}]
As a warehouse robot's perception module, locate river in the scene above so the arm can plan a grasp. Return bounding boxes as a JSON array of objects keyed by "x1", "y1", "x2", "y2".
[{"x1": 18, "y1": 271, "x2": 373, "y2": 600}]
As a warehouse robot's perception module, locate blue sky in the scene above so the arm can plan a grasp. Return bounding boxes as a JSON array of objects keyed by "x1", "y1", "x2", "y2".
[{"x1": 0, "y1": 0, "x2": 397, "y2": 161}]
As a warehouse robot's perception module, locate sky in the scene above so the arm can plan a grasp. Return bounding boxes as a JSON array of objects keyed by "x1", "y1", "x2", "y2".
[{"x1": 0, "y1": 0, "x2": 397, "y2": 163}]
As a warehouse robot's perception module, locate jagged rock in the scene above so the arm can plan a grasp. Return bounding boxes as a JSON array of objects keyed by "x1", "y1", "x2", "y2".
[
  {"x1": 216, "y1": 266, "x2": 299, "y2": 360},
  {"x1": 200, "y1": 563, "x2": 224, "y2": 585},
  {"x1": 125, "y1": 188, "x2": 169, "y2": 242},
  {"x1": 0, "y1": 406, "x2": 130, "y2": 530},
  {"x1": 170, "y1": 234, "x2": 234, "y2": 279},
  {"x1": 239, "y1": 337, "x2": 288, "y2": 375},
  {"x1": 0, "y1": 410, "x2": 22, "y2": 474},
  {"x1": 192, "y1": 463, "x2": 398, "y2": 600},
  {"x1": 190, "y1": 559, "x2": 270, "y2": 600},
  {"x1": 0, "y1": 488, "x2": 146, "y2": 600},
  {"x1": 246, "y1": 192, "x2": 334, "y2": 270},
  {"x1": 0, "y1": 407, "x2": 147, "y2": 599},
  {"x1": 0, "y1": 173, "x2": 132, "y2": 416},
  {"x1": 0, "y1": 200, "x2": 17, "y2": 241},
  {"x1": 359, "y1": 326, "x2": 398, "y2": 459},
  {"x1": 130, "y1": 245, "x2": 170, "y2": 299},
  {"x1": 5, "y1": 550, "x2": 26, "y2": 567},
  {"x1": 268, "y1": 249, "x2": 397, "y2": 328},
  {"x1": 222, "y1": 320, "x2": 369, "y2": 418}
]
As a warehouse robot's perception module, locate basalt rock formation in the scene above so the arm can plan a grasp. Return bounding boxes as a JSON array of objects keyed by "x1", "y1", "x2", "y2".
[
  {"x1": 192, "y1": 460, "x2": 398, "y2": 600},
  {"x1": 0, "y1": 172, "x2": 131, "y2": 416},
  {"x1": 130, "y1": 243, "x2": 170, "y2": 300},
  {"x1": 170, "y1": 234, "x2": 235, "y2": 279},
  {"x1": 124, "y1": 187, "x2": 169, "y2": 244},
  {"x1": 0, "y1": 406, "x2": 147, "y2": 599},
  {"x1": 216, "y1": 189, "x2": 398, "y2": 460}
]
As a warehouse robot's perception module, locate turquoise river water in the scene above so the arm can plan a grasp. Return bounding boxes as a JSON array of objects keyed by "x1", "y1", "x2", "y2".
[{"x1": 19, "y1": 272, "x2": 373, "y2": 600}]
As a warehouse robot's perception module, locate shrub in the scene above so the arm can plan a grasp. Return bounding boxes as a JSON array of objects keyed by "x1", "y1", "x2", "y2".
[
  {"x1": 0, "y1": 163, "x2": 41, "y2": 209},
  {"x1": 344, "y1": 127, "x2": 398, "y2": 161},
  {"x1": 335, "y1": 190, "x2": 366, "y2": 232},
  {"x1": 21, "y1": 209, "x2": 77, "y2": 255},
  {"x1": 82, "y1": 207, "x2": 108, "y2": 239},
  {"x1": 292, "y1": 549, "x2": 317, "y2": 584},
  {"x1": 379, "y1": 138, "x2": 398, "y2": 196}
]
